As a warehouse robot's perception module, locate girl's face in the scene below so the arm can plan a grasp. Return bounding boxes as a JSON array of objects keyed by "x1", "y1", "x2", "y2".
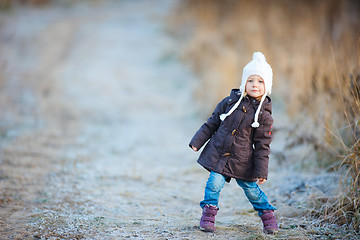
[{"x1": 245, "y1": 75, "x2": 265, "y2": 100}]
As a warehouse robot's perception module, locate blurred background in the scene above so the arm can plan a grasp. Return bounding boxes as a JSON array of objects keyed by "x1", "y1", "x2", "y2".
[{"x1": 0, "y1": 0, "x2": 359, "y2": 238}]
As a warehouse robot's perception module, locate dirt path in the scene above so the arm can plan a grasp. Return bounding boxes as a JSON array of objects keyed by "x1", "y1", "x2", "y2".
[{"x1": 0, "y1": 1, "x2": 350, "y2": 240}]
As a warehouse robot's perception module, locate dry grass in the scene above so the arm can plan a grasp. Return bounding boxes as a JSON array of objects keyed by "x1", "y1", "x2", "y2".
[
  {"x1": 305, "y1": 50, "x2": 360, "y2": 230},
  {"x1": 311, "y1": 115, "x2": 360, "y2": 230},
  {"x1": 304, "y1": 131, "x2": 360, "y2": 232}
]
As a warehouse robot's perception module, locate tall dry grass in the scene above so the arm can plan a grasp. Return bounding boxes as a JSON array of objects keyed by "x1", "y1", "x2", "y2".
[
  {"x1": 170, "y1": 0, "x2": 360, "y2": 230},
  {"x1": 308, "y1": 83, "x2": 360, "y2": 230}
]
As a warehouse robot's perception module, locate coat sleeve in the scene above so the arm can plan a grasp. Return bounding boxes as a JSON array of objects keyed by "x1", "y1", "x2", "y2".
[
  {"x1": 189, "y1": 98, "x2": 228, "y2": 150},
  {"x1": 252, "y1": 113, "x2": 273, "y2": 179}
]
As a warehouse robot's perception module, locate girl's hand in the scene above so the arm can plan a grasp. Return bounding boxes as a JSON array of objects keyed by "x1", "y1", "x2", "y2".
[
  {"x1": 257, "y1": 178, "x2": 267, "y2": 185},
  {"x1": 191, "y1": 146, "x2": 198, "y2": 151}
]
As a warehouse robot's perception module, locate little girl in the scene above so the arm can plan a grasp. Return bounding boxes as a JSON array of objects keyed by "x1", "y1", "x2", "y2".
[{"x1": 189, "y1": 52, "x2": 278, "y2": 234}]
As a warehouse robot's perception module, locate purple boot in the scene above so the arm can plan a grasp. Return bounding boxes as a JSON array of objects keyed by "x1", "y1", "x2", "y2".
[
  {"x1": 260, "y1": 210, "x2": 278, "y2": 234},
  {"x1": 200, "y1": 204, "x2": 218, "y2": 232}
]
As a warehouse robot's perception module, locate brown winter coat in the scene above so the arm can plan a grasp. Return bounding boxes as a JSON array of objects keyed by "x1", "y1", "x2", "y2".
[{"x1": 189, "y1": 89, "x2": 273, "y2": 182}]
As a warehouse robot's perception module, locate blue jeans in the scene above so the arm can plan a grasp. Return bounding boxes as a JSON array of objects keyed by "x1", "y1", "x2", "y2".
[{"x1": 200, "y1": 171, "x2": 276, "y2": 215}]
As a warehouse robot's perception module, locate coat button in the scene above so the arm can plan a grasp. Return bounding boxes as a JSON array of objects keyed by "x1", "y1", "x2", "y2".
[
  {"x1": 223, "y1": 153, "x2": 230, "y2": 156},
  {"x1": 232, "y1": 129, "x2": 236, "y2": 135},
  {"x1": 242, "y1": 106, "x2": 246, "y2": 112},
  {"x1": 229, "y1": 98, "x2": 232, "y2": 102}
]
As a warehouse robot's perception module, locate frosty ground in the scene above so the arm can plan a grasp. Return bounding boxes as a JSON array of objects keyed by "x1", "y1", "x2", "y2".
[{"x1": 0, "y1": 1, "x2": 354, "y2": 239}]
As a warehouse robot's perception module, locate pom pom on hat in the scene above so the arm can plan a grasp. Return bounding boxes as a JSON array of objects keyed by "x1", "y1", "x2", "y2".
[{"x1": 253, "y1": 52, "x2": 266, "y2": 61}]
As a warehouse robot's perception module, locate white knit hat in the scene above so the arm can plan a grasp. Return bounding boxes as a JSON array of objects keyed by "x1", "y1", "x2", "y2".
[{"x1": 220, "y1": 52, "x2": 273, "y2": 128}]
